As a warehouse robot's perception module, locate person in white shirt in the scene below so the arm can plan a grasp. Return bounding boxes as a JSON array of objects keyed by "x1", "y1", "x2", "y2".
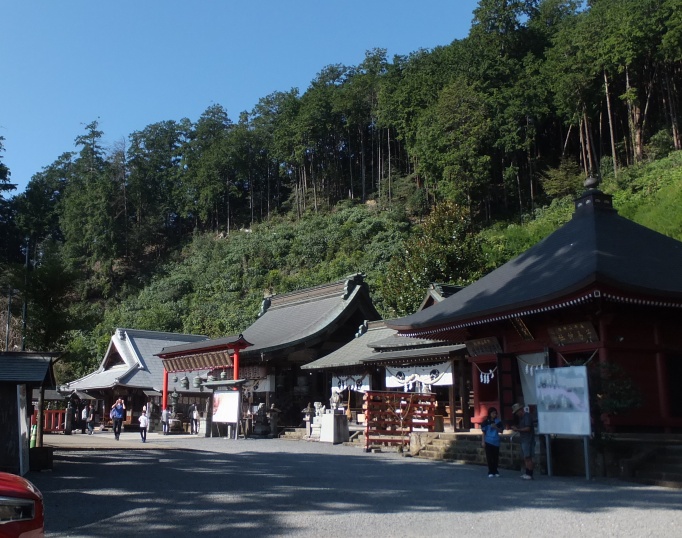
[{"x1": 138, "y1": 407, "x2": 149, "y2": 443}]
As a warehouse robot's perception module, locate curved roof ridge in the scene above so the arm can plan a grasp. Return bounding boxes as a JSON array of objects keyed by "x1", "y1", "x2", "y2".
[{"x1": 388, "y1": 197, "x2": 682, "y2": 332}]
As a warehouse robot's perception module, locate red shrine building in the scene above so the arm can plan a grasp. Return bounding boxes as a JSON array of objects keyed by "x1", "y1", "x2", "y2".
[{"x1": 388, "y1": 182, "x2": 682, "y2": 433}]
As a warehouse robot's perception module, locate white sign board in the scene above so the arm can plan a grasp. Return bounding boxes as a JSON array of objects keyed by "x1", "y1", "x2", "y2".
[
  {"x1": 535, "y1": 366, "x2": 591, "y2": 436},
  {"x1": 212, "y1": 390, "x2": 240, "y2": 423}
]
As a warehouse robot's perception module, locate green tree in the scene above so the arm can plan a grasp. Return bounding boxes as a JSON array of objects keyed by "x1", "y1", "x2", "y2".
[
  {"x1": 59, "y1": 120, "x2": 120, "y2": 297},
  {"x1": 0, "y1": 137, "x2": 20, "y2": 265},
  {"x1": 415, "y1": 78, "x2": 492, "y2": 212},
  {"x1": 379, "y1": 202, "x2": 484, "y2": 317}
]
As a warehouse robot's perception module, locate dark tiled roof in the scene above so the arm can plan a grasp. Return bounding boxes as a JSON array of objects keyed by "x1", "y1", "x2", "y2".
[
  {"x1": 301, "y1": 321, "x2": 395, "y2": 370},
  {"x1": 388, "y1": 190, "x2": 682, "y2": 332},
  {"x1": 0, "y1": 353, "x2": 59, "y2": 384},
  {"x1": 239, "y1": 274, "x2": 380, "y2": 359},
  {"x1": 360, "y1": 343, "x2": 466, "y2": 364},
  {"x1": 65, "y1": 329, "x2": 209, "y2": 392},
  {"x1": 302, "y1": 320, "x2": 466, "y2": 370}
]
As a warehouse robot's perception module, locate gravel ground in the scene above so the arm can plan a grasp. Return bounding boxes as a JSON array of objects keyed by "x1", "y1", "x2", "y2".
[{"x1": 28, "y1": 432, "x2": 682, "y2": 538}]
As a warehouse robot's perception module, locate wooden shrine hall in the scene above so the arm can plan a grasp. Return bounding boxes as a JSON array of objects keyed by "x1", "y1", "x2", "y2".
[{"x1": 388, "y1": 178, "x2": 682, "y2": 433}]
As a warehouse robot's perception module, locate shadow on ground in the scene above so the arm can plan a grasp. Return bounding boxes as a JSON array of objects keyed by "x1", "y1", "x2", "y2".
[{"x1": 28, "y1": 445, "x2": 681, "y2": 537}]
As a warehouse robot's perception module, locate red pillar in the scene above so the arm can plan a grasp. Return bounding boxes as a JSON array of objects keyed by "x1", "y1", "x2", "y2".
[
  {"x1": 233, "y1": 348, "x2": 240, "y2": 381},
  {"x1": 162, "y1": 368, "x2": 169, "y2": 410}
]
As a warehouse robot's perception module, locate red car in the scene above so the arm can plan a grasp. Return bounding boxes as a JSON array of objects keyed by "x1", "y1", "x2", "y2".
[{"x1": 0, "y1": 472, "x2": 44, "y2": 538}]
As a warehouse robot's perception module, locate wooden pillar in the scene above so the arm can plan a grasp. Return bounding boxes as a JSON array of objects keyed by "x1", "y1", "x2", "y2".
[
  {"x1": 460, "y1": 357, "x2": 471, "y2": 430},
  {"x1": 233, "y1": 348, "x2": 240, "y2": 380},
  {"x1": 162, "y1": 368, "x2": 168, "y2": 411},
  {"x1": 653, "y1": 323, "x2": 671, "y2": 425}
]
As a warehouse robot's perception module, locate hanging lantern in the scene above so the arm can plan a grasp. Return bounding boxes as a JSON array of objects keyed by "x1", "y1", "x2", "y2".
[
  {"x1": 180, "y1": 375, "x2": 189, "y2": 390},
  {"x1": 173, "y1": 375, "x2": 178, "y2": 383},
  {"x1": 193, "y1": 376, "x2": 202, "y2": 388},
  {"x1": 220, "y1": 370, "x2": 228, "y2": 380}
]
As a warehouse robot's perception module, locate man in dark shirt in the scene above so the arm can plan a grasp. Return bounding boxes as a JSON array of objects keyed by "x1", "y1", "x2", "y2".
[{"x1": 511, "y1": 403, "x2": 535, "y2": 480}]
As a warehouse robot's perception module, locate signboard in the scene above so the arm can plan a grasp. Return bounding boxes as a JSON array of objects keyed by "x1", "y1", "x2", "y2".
[
  {"x1": 547, "y1": 322, "x2": 598, "y2": 346},
  {"x1": 534, "y1": 366, "x2": 591, "y2": 436},
  {"x1": 212, "y1": 390, "x2": 240, "y2": 423},
  {"x1": 465, "y1": 337, "x2": 502, "y2": 357}
]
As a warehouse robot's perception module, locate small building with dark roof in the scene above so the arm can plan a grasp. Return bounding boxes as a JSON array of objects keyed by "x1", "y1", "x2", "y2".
[
  {"x1": 302, "y1": 317, "x2": 468, "y2": 430},
  {"x1": 387, "y1": 183, "x2": 682, "y2": 433},
  {"x1": 1, "y1": 351, "x2": 59, "y2": 475},
  {"x1": 158, "y1": 273, "x2": 382, "y2": 426}
]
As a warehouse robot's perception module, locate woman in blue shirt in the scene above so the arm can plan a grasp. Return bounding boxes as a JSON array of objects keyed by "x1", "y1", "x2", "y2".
[{"x1": 480, "y1": 407, "x2": 503, "y2": 477}]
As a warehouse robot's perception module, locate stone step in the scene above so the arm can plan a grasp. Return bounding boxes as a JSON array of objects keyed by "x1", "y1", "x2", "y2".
[{"x1": 632, "y1": 471, "x2": 682, "y2": 489}]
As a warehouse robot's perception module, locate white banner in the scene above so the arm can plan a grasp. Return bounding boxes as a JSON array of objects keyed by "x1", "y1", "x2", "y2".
[
  {"x1": 535, "y1": 366, "x2": 591, "y2": 436},
  {"x1": 517, "y1": 352, "x2": 547, "y2": 405},
  {"x1": 332, "y1": 374, "x2": 370, "y2": 394},
  {"x1": 385, "y1": 362, "x2": 453, "y2": 389}
]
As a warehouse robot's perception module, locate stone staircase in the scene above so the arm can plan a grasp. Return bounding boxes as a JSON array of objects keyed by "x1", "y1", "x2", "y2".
[
  {"x1": 279, "y1": 427, "x2": 308, "y2": 440},
  {"x1": 632, "y1": 446, "x2": 682, "y2": 489},
  {"x1": 411, "y1": 431, "x2": 544, "y2": 472}
]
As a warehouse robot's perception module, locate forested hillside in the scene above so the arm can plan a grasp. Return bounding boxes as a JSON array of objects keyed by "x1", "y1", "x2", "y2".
[{"x1": 0, "y1": 0, "x2": 681, "y2": 382}]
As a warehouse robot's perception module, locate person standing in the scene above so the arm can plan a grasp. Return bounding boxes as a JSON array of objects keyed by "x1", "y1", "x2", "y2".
[
  {"x1": 111, "y1": 398, "x2": 126, "y2": 441},
  {"x1": 80, "y1": 405, "x2": 88, "y2": 434},
  {"x1": 86, "y1": 404, "x2": 94, "y2": 435},
  {"x1": 191, "y1": 404, "x2": 200, "y2": 435},
  {"x1": 161, "y1": 407, "x2": 169, "y2": 435},
  {"x1": 511, "y1": 403, "x2": 535, "y2": 480},
  {"x1": 481, "y1": 407, "x2": 503, "y2": 477},
  {"x1": 138, "y1": 408, "x2": 149, "y2": 443}
]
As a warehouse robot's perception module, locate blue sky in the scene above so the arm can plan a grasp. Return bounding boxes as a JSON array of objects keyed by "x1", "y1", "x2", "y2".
[{"x1": 1, "y1": 1, "x2": 479, "y2": 195}]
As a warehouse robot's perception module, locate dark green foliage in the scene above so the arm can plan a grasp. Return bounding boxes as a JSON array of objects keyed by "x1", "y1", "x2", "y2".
[{"x1": 378, "y1": 202, "x2": 486, "y2": 317}]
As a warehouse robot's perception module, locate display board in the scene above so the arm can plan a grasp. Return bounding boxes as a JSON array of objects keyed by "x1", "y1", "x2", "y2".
[
  {"x1": 534, "y1": 366, "x2": 591, "y2": 436},
  {"x1": 212, "y1": 390, "x2": 240, "y2": 423}
]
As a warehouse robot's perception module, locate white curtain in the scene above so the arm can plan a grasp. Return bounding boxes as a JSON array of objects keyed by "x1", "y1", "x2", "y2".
[
  {"x1": 516, "y1": 352, "x2": 547, "y2": 405},
  {"x1": 331, "y1": 374, "x2": 370, "y2": 394},
  {"x1": 385, "y1": 362, "x2": 453, "y2": 391}
]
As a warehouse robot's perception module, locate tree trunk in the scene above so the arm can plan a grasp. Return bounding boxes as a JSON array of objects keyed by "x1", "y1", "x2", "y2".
[
  {"x1": 584, "y1": 111, "x2": 598, "y2": 177},
  {"x1": 387, "y1": 127, "x2": 392, "y2": 207},
  {"x1": 579, "y1": 117, "x2": 589, "y2": 176},
  {"x1": 663, "y1": 70, "x2": 681, "y2": 150},
  {"x1": 604, "y1": 70, "x2": 618, "y2": 177},
  {"x1": 360, "y1": 127, "x2": 366, "y2": 202}
]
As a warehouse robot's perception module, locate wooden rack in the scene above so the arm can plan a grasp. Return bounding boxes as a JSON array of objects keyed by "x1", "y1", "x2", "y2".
[{"x1": 363, "y1": 391, "x2": 436, "y2": 451}]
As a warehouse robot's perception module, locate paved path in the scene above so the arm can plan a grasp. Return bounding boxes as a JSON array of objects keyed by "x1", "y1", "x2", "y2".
[{"x1": 28, "y1": 431, "x2": 682, "y2": 538}]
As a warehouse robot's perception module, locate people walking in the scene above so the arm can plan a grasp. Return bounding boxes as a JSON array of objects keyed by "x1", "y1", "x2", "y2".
[
  {"x1": 511, "y1": 403, "x2": 535, "y2": 480},
  {"x1": 139, "y1": 408, "x2": 149, "y2": 443},
  {"x1": 86, "y1": 404, "x2": 94, "y2": 435},
  {"x1": 480, "y1": 407, "x2": 503, "y2": 477},
  {"x1": 111, "y1": 398, "x2": 126, "y2": 440}
]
